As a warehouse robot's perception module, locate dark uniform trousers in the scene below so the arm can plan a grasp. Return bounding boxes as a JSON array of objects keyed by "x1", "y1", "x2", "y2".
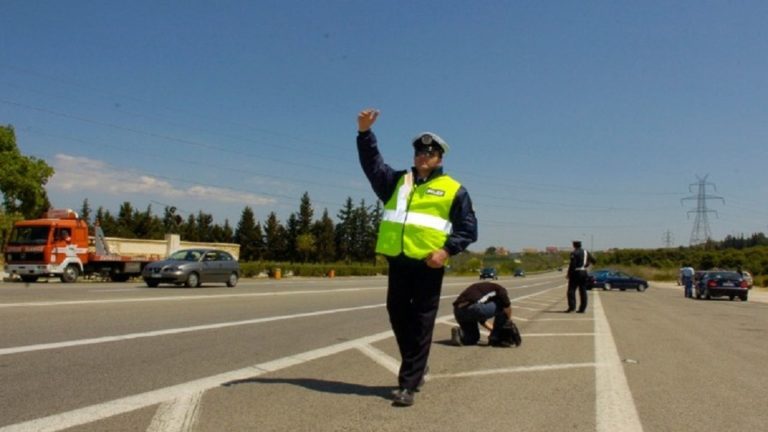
[
  {"x1": 567, "y1": 270, "x2": 589, "y2": 312},
  {"x1": 386, "y1": 254, "x2": 444, "y2": 390}
]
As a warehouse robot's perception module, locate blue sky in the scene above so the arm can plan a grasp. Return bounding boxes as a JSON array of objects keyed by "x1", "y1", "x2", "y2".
[{"x1": 2, "y1": 1, "x2": 767, "y2": 252}]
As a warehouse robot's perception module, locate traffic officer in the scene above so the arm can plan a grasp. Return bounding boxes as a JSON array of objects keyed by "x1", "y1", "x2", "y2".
[
  {"x1": 356, "y1": 108, "x2": 478, "y2": 407},
  {"x1": 566, "y1": 240, "x2": 595, "y2": 313}
]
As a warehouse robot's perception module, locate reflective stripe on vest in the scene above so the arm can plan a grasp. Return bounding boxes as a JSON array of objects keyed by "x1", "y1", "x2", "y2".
[{"x1": 375, "y1": 172, "x2": 460, "y2": 259}]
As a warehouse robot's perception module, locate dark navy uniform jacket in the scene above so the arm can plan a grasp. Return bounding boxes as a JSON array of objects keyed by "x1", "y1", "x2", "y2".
[{"x1": 357, "y1": 129, "x2": 477, "y2": 256}]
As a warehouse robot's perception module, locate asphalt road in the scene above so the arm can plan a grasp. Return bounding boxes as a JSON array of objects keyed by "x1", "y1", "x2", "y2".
[{"x1": 1, "y1": 273, "x2": 766, "y2": 432}]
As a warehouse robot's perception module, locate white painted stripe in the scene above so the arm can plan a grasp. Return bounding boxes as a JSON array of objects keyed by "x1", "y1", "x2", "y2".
[
  {"x1": 0, "y1": 302, "x2": 384, "y2": 356},
  {"x1": 593, "y1": 292, "x2": 643, "y2": 432},
  {"x1": 429, "y1": 363, "x2": 596, "y2": 379},
  {"x1": 355, "y1": 344, "x2": 401, "y2": 376},
  {"x1": 0, "y1": 287, "x2": 383, "y2": 308},
  {"x1": 0, "y1": 331, "x2": 395, "y2": 432},
  {"x1": 146, "y1": 391, "x2": 203, "y2": 432},
  {"x1": 519, "y1": 333, "x2": 594, "y2": 337}
]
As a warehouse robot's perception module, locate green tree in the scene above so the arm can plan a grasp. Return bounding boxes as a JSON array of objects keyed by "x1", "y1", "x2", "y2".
[
  {"x1": 181, "y1": 214, "x2": 198, "y2": 241},
  {"x1": 196, "y1": 211, "x2": 214, "y2": 242},
  {"x1": 297, "y1": 191, "x2": 314, "y2": 234},
  {"x1": 235, "y1": 207, "x2": 263, "y2": 261},
  {"x1": 313, "y1": 209, "x2": 336, "y2": 263},
  {"x1": 296, "y1": 233, "x2": 316, "y2": 263},
  {"x1": 0, "y1": 125, "x2": 54, "y2": 218},
  {"x1": 335, "y1": 197, "x2": 355, "y2": 263},
  {"x1": 264, "y1": 212, "x2": 287, "y2": 261},
  {"x1": 285, "y1": 213, "x2": 299, "y2": 261},
  {"x1": 116, "y1": 202, "x2": 135, "y2": 238}
]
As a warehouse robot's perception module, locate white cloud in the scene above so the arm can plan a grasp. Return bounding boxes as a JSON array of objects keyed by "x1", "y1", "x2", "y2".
[{"x1": 49, "y1": 154, "x2": 274, "y2": 206}]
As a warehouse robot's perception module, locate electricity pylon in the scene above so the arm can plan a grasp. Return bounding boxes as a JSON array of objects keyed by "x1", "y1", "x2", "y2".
[{"x1": 681, "y1": 175, "x2": 724, "y2": 246}]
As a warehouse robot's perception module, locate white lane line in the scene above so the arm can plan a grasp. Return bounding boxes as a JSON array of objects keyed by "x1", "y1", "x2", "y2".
[
  {"x1": 146, "y1": 391, "x2": 203, "y2": 432},
  {"x1": 429, "y1": 363, "x2": 597, "y2": 379},
  {"x1": 0, "y1": 330, "x2": 395, "y2": 432},
  {"x1": 0, "y1": 287, "x2": 383, "y2": 308},
  {"x1": 355, "y1": 344, "x2": 401, "y2": 376},
  {"x1": 523, "y1": 333, "x2": 594, "y2": 337},
  {"x1": 594, "y1": 291, "x2": 643, "y2": 432},
  {"x1": 0, "y1": 302, "x2": 383, "y2": 357}
]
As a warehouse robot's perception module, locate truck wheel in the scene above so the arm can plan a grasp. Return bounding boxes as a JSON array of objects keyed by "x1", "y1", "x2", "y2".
[
  {"x1": 21, "y1": 275, "x2": 38, "y2": 283},
  {"x1": 226, "y1": 272, "x2": 239, "y2": 287},
  {"x1": 185, "y1": 272, "x2": 200, "y2": 288},
  {"x1": 60, "y1": 265, "x2": 80, "y2": 283}
]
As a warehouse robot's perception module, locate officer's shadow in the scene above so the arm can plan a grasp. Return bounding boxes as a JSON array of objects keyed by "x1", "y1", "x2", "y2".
[{"x1": 221, "y1": 376, "x2": 392, "y2": 400}]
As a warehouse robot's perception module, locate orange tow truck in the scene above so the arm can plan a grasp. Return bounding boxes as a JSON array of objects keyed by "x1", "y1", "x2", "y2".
[{"x1": 4, "y1": 209, "x2": 158, "y2": 283}]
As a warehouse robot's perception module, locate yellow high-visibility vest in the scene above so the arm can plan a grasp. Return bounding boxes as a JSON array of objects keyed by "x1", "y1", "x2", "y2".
[{"x1": 376, "y1": 172, "x2": 460, "y2": 259}]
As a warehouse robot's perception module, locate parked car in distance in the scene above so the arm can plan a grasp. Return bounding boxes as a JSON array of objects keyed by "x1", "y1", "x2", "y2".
[
  {"x1": 514, "y1": 268, "x2": 525, "y2": 277},
  {"x1": 587, "y1": 269, "x2": 648, "y2": 292},
  {"x1": 695, "y1": 271, "x2": 748, "y2": 301},
  {"x1": 142, "y1": 248, "x2": 240, "y2": 288},
  {"x1": 479, "y1": 267, "x2": 498, "y2": 280}
]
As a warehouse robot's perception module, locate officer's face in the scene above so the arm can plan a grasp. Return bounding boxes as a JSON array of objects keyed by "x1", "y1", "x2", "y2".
[{"x1": 413, "y1": 147, "x2": 442, "y2": 175}]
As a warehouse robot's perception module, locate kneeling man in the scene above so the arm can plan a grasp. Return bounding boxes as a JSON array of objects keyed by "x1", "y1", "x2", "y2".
[{"x1": 451, "y1": 281, "x2": 521, "y2": 347}]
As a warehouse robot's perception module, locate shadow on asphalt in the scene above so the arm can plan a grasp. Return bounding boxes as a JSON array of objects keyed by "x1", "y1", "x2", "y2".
[{"x1": 221, "y1": 377, "x2": 392, "y2": 400}]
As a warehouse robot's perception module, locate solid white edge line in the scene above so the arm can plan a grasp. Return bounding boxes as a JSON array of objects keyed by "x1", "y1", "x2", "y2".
[{"x1": 593, "y1": 291, "x2": 644, "y2": 432}]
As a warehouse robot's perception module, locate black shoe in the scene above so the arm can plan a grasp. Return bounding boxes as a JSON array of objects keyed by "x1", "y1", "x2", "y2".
[
  {"x1": 564, "y1": 309, "x2": 574, "y2": 313},
  {"x1": 577, "y1": 310, "x2": 586, "y2": 313},
  {"x1": 392, "y1": 388, "x2": 415, "y2": 407}
]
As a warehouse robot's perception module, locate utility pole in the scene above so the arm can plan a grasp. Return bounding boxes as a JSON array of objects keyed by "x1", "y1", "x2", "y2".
[{"x1": 681, "y1": 175, "x2": 724, "y2": 246}]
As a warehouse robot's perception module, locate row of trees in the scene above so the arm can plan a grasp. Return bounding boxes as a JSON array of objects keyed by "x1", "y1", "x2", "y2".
[{"x1": 80, "y1": 193, "x2": 382, "y2": 263}]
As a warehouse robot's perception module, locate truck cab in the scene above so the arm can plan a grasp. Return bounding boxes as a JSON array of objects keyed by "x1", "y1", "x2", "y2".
[{"x1": 5, "y1": 209, "x2": 89, "y2": 282}]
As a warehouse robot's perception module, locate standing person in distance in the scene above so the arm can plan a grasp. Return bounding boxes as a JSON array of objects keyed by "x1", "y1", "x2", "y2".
[
  {"x1": 680, "y1": 264, "x2": 695, "y2": 298},
  {"x1": 356, "y1": 108, "x2": 478, "y2": 407},
  {"x1": 565, "y1": 240, "x2": 595, "y2": 313}
]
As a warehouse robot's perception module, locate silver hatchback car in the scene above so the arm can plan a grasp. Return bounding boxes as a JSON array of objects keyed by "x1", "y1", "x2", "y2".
[{"x1": 142, "y1": 248, "x2": 240, "y2": 288}]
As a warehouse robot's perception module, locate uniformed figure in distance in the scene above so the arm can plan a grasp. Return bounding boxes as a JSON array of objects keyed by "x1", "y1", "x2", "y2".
[
  {"x1": 565, "y1": 240, "x2": 595, "y2": 313},
  {"x1": 357, "y1": 108, "x2": 478, "y2": 407}
]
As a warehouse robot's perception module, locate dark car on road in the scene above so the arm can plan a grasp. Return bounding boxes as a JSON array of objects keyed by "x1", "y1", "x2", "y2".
[
  {"x1": 142, "y1": 248, "x2": 240, "y2": 288},
  {"x1": 479, "y1": 267, "x2": 498, "y2": 280},
  {"x1": 587, "y1": 269, "x2": 648, "y2": 292},
  {"x1": 514, "y1": 268, "x2": 525, "y2": 277},
  {"x1": 695, "y1": 271, "x2": 749, "y2": 301}
]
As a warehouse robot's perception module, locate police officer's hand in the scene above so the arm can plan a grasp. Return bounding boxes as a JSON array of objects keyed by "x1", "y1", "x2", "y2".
[
  {"x1": 357, "y1": 109, "x2": 379, "y2": 132},
  {"x1": 425, "y1": 248, "x2": 449, "y2": 269}
]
